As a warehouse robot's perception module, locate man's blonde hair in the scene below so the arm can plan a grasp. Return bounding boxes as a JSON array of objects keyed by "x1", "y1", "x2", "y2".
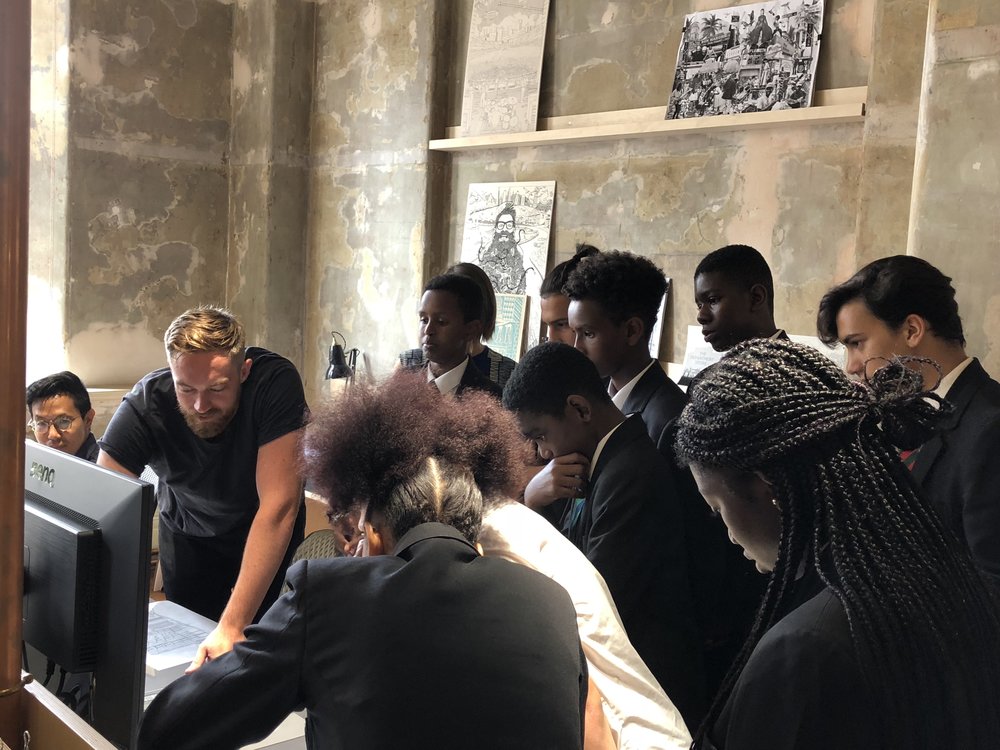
[{"x1": 164, "y1": 306, "x2": 246, "y2": 360}]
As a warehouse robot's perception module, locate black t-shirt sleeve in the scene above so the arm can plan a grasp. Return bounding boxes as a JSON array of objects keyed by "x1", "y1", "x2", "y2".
[
  {"x1": 99, "y1": 394, "x2": 156, "y2": 476},
  {"x1": 251, "y1": 356, "x2": 307, "y2": 448}
]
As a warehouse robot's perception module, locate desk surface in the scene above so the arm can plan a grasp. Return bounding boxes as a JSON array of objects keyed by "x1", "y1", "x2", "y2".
[{"x1": 144, "y1": 600, "x2": 307, "y2": 750}]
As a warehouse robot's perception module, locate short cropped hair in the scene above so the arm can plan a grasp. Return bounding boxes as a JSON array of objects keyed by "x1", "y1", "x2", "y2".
[
  {"x1": 304, "y1": 372, "x2": 531, "y2": 543},
  {"x1": 164, "y1": 306, "x2": 246, "y2": 360},
  {"x1": 695, "y1": 244, "x2": 775, "y2": 313},
  {"x1": 26, "y1": 371, "x2": 92, "y2": 416},
  {"x1": 503, "y1": 342, "x2": 612, "y2": 417},
  {"x1": 424, "y1": 273, "x2": 485, "y2": 324},
  {"x1": 817, "y1": 255, "x2": 966, "y2": 347},
  {"x1": 540, "y1": 243, "x2": 601, "y2": 297},
  {"x1": 447, "y1": 262, "x2": 497, "y2": 339},
  {"x1": 563, "y1": 250, "x2": 667, "y2": 334}
]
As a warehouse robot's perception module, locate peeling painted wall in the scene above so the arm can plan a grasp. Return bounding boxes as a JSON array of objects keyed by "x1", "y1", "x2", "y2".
[
  {"x1": 304, "y1": 0, "x2": 448, "y2": 401},
  {"x1": 65, "y1": 0, "x2": 233, "y2": 386},
  {"x1": 28, "y1": 0, "x2": 71, "y2": 381},
  {"x1": 909, "y1": 0, "x2": 1000, "y2": 373},
  {"x1": 446, "y1": 0, "x2": 875, "y2": 362},
  {"x1": 226, "y1": 0, "x2": 313, "y2": 368},
  {"x1": 25, "y1": 0, "x2": 1000, "y2": 397}
]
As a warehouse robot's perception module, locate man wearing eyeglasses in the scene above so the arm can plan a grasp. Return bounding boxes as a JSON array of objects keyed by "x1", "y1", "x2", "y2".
[
  {"x1": 478, "y1": 203, "x2": 527, "y2": 294},
  {"x1": 26, "y1": 371, "x2": 99, "y2": 461}
]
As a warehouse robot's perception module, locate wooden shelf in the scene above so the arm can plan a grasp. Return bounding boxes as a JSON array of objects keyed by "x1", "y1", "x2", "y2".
[{"x1": 429, "y1": 87, "x2": 866, "y2": 152}]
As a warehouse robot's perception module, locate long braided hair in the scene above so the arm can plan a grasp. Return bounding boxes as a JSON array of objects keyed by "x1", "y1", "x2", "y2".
[{"x1": 674, "y1": 339, "x2": 1000, "y2": 748}]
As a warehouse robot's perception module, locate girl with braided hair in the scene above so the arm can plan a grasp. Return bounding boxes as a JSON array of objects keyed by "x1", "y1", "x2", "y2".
[{"x1": 674, "y1": 338, "x2": 1000, "y2": 750}]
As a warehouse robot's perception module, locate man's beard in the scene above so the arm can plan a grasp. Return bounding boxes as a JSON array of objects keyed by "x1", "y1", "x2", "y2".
[
  {"x1": 488, "y1": 233, "x2": 518, "y2": 255},
  {"x1": 179, "y1": 402, "x2": 239, "y2": 439}
]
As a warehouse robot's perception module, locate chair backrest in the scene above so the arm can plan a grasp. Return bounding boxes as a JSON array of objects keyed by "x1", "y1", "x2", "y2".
[
  {"x1": 292, "y1": 529, "x2": 341, "y2": 564},
  {"x1": 281, "y1": 529, "x2": 341, "y2": 594}
]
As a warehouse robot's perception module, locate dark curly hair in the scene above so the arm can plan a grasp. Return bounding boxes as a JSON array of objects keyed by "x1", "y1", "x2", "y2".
[
  {"x1": 816, "y1": 255, "x2": 966, "y2": 347},
  {"x1": 303, "y1": 371, "x2": 531, "y2": 543},
  {"x1": 563, "y1": 250, "x2": 667, "y2": 335},
  {"x1": 674, "y1": 339, "x2": 1000, "y2": 748},
  {"x1": 502, "y1": 342, "x2": 611, "y2": 417},
  {"x1": 540, "y1": 243, "x2": 601, "y2": 297}
]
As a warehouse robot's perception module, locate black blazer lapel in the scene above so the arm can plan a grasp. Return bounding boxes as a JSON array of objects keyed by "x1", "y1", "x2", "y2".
[
  {"x1": 621, "y1": 362, "x2": 665, "y2": 416},
  {"x1": 589, "y1": 415, "x2": 646, "y2": 486},
  {"x1": 455, "y1": 356, "x2": 503, "y2": 399},
  {"x1": 911, "y1": 360, "x2": 987, "y2": 484}
]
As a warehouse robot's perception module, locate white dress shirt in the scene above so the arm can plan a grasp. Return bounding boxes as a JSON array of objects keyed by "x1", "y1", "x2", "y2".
[
  {"x1": 589, "y1": 419, "x2": 626, "y2": 481},
  {"x1": 610, "y1": 360, "x2": 656, "y2": 411},
  {"x1": 427, "y1": 358, "x2": 468, "y2": 396},
  {"x1": 479, "y1": 502, "x2": 692, "y2": 750},
  {"x1": 934, "y1": 356, "x2": 973, "y2": 399}
]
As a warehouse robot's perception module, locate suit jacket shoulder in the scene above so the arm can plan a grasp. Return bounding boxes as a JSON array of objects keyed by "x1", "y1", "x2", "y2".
[
  {"x1": 711, "y1": 587, "x2": 880, "y2": 750},
  {"x1": 576, "y1": 416, "x2": 705, "y2": 725},
  {"x1": 485, "y1": 346, "x2": 517, "y2": 388},
  {"x1": 457, "y1": 356, "x2": 503, "y2": 399},
  {"x1": 138, "y1": 524, "x2": 586, "y2": 750},
  {"x1": 913, "y1": 359, "x2": 1000, "y2": 587},
  {"x1": 621, "y1": 362, "x2": 687, "y2": 444}
]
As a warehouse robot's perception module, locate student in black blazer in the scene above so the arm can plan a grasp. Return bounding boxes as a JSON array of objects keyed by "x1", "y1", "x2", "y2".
[
  {"x1": 139, "y1": 376, "x2": 585, "y2": 750},
  {"x1": 505, "y1": 342, "x2": 705, "y2": 729},
  {"x1": 560, "y1": 249, "x2": 759, "y2": 702},
  {"x1": 909, "y1": 358, "x2": 1000, "y2": 586},
  {"x1": 413, "y1": 272, "x2": 502, "y2": 400},
  {"x1": 675, "y1": 339, "x2": 1000, "y2": 750},
  {"x1": 818, "y1": 254, "x2": 1000, "y2": 588}
]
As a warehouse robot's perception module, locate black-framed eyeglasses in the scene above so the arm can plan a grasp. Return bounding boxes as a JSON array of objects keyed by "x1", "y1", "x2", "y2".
[
  {"x1": 29, "y1": 415, "x2": 78, "y2": 433},
  {"x1": 495, "y1": 220, "x2": 515, "y2": 230}
]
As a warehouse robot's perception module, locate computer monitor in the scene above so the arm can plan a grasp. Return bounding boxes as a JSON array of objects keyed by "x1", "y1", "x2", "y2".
[{"x1": 23, "y1": 441, "x2": 154, "y2": 750}]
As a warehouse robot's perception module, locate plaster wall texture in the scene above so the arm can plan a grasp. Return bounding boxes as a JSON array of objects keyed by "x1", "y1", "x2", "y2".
[
  {"x1": 446, "y1": 0, "x2": 874, "y2": 362},
  {"x1": 304, "y1": 0, "x2": 447, "y2": 401},
  {"x1": 26, "y1": 0, "x2": 1000, "y2": 400},
  {"x1": 910, "y1": 0, "x2": 1000, "y2": 374},
  {"x1": 28, "y1": 0, "x2": 72, "y2": 381},
  {"x1": 63, "y1": 0, "x2": 233, "y2": 386},
  {"x1": 226, "y1": 0, "x2": 313, "y2": 368}
]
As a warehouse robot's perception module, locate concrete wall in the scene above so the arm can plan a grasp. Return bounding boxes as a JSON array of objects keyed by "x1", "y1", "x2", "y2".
[
  {"x1": 444, "y1": 0, "x2": 884, "y2": 363},
  {"x1": 303, "y1": 0, "x2": 451, "y2": 401},
  {"x1": 909, "y1": 0, "x2": 1000, "y2": 373},
  {"x1": 62, "y1": 0, "x2": 233, "y2": 386},
  {"x1": 25, "y1": 0, "x2": 1000, "y2": 402}
]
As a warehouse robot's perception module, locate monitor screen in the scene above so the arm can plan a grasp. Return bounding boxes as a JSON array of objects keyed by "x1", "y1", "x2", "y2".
[{"x1": 23, "y1": 441, "x2": 154, "y2": 750}]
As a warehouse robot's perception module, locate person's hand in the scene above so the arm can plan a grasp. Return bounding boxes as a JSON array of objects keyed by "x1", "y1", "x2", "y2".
[
  {"x1": 523, "y1": 453, "x2": 589, "y2": 510},
  {"x1": 329, "y1": 509, "x2": 362, "y2": 557},
  {"x1": 186, "y1": 622, "x2": 245, "y2": 673}
]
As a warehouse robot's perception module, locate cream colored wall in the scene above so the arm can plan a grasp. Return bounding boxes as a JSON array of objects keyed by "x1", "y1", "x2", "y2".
[{"x1": 25, "y1": 0, "x2": 1000, "y2": 399}]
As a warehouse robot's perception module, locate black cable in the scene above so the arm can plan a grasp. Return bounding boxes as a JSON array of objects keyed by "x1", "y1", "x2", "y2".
[{"x1": 43, "y1": 658, "x2": 55, "y2": 687}]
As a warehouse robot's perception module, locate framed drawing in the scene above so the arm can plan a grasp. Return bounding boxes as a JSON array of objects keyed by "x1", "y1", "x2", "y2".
[
  {"x1": 460, "y1": 180, "x2": 556, "y2": 350},
  {"x1": 666, "y1": 1, "x2": 824, "y2": 120},
  {"x1": 492, "y1": 293, "x2": 528, "y2": 361},
  {"x1": 460, "y1": 0, "x2": 551, "y2": 136}
]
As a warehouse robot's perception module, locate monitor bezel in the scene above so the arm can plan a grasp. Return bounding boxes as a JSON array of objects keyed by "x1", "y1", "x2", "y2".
[{"x1": 24, "y1": 440, "x2": 154, "y2": 750}]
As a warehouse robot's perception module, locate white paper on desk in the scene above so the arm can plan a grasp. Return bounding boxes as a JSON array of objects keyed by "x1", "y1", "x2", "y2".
[
  {"x1": 146, "y1": 600, "x2": 216, "y2": 676},
  {"x1": 679, "y1": 325, "x2": 723, "y2": 386}
]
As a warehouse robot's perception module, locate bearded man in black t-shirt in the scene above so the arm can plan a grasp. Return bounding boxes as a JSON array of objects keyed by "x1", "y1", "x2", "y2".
[{"x1": 99, "y1": 306, "x2": 307, "y2": 670}]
